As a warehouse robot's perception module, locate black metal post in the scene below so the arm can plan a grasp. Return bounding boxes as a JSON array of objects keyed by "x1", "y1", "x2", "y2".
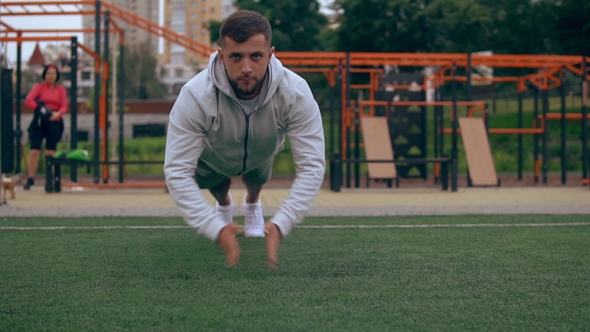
[
  {"x1": 518, "y1": 89, "x2": 523, "y2": 180},
  {"x1": 338, "y1": 59, "x2": 343, "y2": 160},
  {"x1": 103, "y1": 11, "x2": 110, "y2": 183},
  {"x1": 329, "y1": 73, "x2": 335, "y2": 156},
  {"x1": 582, "y1": 56, "x2": 588, "y2": 183},
  {"x1": 330, "y1": 60, "x2": 343, "y2": 191},
  {"x1": 421, "y1": 85, "x2": 428, "y2": 181},
  {"x1": 560, "y1": 66, "x2": 567, "y2": 184},
  {"x1": 345, "y1": 53, "x2": 351, "y2": 188},
  {"x1": 493, "y1": 94, "x2": 497, "y2": 114},
  {"x1": 466, "y1": 53, "x2": 472, "y2": 102},
  {"x1": 45, "y1": 157, "x2": 53, "y2": 193},
  {"x1": 433, "y1": 87, "x2": 439, "y2": 184},
  {"x1": 433, "y1": 87, "x2": 439, "y2": 160},
  {"x1": 330, "y1": 153, "x2": 342, "y2": 192},
  {"x1": 438, "y1": 86, "x2": 445, "y2": 161},
  {"x1": 485, "y1": 102, "x2": 490, "y2": 131},
  {"x1": 54, "y1": 162, "x2": 61, "y2": 193},
  {"x1": 451, "y1": 63, "x2": 458, "y2": 192},
  {"x1": 93, "y1": 0, "x2": 101, "y2": 183},
  {"x1": 354, "y1": 101, "x2": 360, "y2": 188},
  {"x1": 118, "y1": 42, "x2": 125, "y2": 183},
  {"x1": 542, "y1": 88, "x2": 549, "y2": 184},
  {"x1": 441, "y1": 160, "x2": 448, "y2": 190},
  {"x1": 466, "y1": 54, "x2": 473, "y2": 186},
  {"x1": 15, "y1": 35, "x2": 22, "y2": 174},
  {"x1": 70, "y1": 37, "x2": 78, "y2": 182},
  {"x1": 346, "y1": 125, "x2": 351, "y2": 188},
  {"x1": 346, "y1": 52, "x2": 351, "y2": 109},
  {"x1": 533, "y1": 87, "x2": 539, "y2": 183}
]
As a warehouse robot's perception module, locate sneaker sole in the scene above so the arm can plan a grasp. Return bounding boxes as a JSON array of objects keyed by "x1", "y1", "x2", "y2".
[{"x1": 244, "y1": 230, "x2": 265, "y2": 237}]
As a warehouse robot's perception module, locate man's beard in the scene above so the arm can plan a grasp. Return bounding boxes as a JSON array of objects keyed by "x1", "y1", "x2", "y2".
[{"x1": 229, "y1": 76, "x2": 262, "y2": 98}]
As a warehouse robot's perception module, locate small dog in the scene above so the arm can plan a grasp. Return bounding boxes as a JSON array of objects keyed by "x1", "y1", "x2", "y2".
[{"x1": 2, "y1": 174, "x2": 20, "y2": 204}]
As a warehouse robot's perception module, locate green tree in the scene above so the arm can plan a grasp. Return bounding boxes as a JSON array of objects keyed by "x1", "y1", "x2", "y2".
[
  {"x1": 332, "y1": 0, "x2": 426, "y2": 52},
  {"x1": 546, "y1": 0, "x2": 590, "y2": 55},
  {"x1": 234, "y1": 0, "x2": 328, "y2": 51},
  {"x1": 475, "y1": 0, "x2": 554, "y2": 55},
  {"x1": 209, "y1": 20, "x2": 223, "y2": 45},
  {"x1": 123, "y1": 43, "x2": 166, "y2": 99},
  {"x1": 332, "y1": 0, "x2": 492, "y2": 53},
  {"x1": 415, "y1": 0, "x2": 492, "y2": 53}
]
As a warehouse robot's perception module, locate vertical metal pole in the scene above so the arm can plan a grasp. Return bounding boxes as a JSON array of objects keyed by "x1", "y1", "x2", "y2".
[
  {"x1": 438, "y1": 85, "x2": 445, "y2": 159},
  {"x1": 70, "y1": 37, "x2": 78, "y2": 182},
  {"x1": 560, "y1": 66, "x2": 567, "y2": 184},
  {"x1": 465, "y1": 53, "x2": 473, "y2": 187},
  {"x1": 542, "y1": 88, "x2": 549, "y2": 184},
  {"x1": 346, "y1": 126, "x2": 350, "y2": 188},
  {"x1": 466, "y1": 54, "x2": 473, "y2": 186},
  {"x1": 15, "y1": 33, "x2": 22, "y2": 174},
  {"x1": 111, "y1": 30, "x2": 117, "y2": 181},
  {"x1": 103, "y1": 10, "x2": 110, "y2": 183},
  {"x1": 485, "y1": 103, "x2": 490, "y2": 131},
  {"x1": 466, "y1": 53, "x2": 472, "y2": 101},
  {"x1": 518, "y1": 89, "x2": 523, "y2": 180},
  {"x1": 333, "y1": 60, "x2": 343, "y2": 191},
  {"x1": 0, "y1": 78, "x2": 2, "y2": 176},
  {"x1": 345, "y1": 54, "x2": 351, "y2": 188},
  {"x1": 582, "y1": 57, "x2": 588, "y2": 183},
  {"x1": 93, "y1": 0, "x2": 101, "y2": 183},
  {"x1": 338, "y1": 59, "x2": 343, "y2": 160},
  {"x1": 346, "y1": 52, "x2": 351, "y2": 109},
  {"x1": 118, "y1": 42, "x2": 125, "y2": 183},
  {"x1": 329, "y1": 74, "x2": 335, "y2": 156},
  {"x1": 434, "y1": 87, "x2": 439, "y2": 160},
  {"x1": 493, "y1": 94, "x2": 497, "y2": 114},
  {"x1": 451, "y1": 63, "x2": 458, "y2": 192},
  {"x1": 421, "y1": 83, "x2": 428, "y2": 181},
  {"x1": 354, "y1": 102, "x2": 360, "y2": 188},
  {"x1": 533, "y1": 87, "x2": 539, "y2": 183}
]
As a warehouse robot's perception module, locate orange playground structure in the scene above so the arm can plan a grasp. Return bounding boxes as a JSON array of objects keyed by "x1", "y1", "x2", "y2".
[{"x1": 1, "y1": 1, "x2": 588, "y2": 192}]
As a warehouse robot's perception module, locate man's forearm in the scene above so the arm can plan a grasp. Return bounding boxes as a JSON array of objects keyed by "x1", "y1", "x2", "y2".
[{"x1": 165, "y1": 170, "x2": 227, "y2": 241}]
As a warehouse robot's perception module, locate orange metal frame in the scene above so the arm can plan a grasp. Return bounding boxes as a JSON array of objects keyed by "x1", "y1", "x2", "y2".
[
  {"x1": 289, "y1": 67, "x2": 337, "y2": 87},
  {"x1": 1, "y1": 23, "x2": 126, "y2": 182},
  {"x1": 2, "y1": 1, "x2": 588, "y2": 76},
  {"x1": 3, "y1": 1, "x2": 589, "y2": 187},
  {"x1": 3, "y1": 1, "x2": 588, "y2": 93},
  {"x1": 1, "y1": 1, "x2": 214, "y2": 56}
]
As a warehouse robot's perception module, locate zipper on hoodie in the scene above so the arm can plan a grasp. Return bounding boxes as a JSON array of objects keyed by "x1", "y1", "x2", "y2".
[
  {"x1": 229, "y1": 98, "x2": 254, "y2": 175},
  {"x1": 241, "y1": 113, "x2": 251, "y2": 174}
]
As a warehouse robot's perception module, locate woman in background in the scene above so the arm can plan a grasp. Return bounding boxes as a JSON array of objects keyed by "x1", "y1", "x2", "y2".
[{"x1": 24, "y1": 64, "x2": 67, "y2": 190}]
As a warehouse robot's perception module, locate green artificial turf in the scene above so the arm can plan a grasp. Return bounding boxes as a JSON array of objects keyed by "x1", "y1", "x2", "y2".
[{"x1": 1, "y1": 215, "x2": 589, "y2": 331}]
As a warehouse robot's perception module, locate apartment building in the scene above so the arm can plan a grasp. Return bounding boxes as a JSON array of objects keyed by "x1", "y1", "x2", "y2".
[
  {"x1": 162, "y1": 0, "x2": 236, "y2": 67},
  {"x1": 82, "y1": 0, "x2": 159, "y2": 55}
]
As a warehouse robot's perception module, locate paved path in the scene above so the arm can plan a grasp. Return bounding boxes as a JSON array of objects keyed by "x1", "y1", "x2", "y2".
[{"x1": 1, "y1": 186, "x2": 589, "y2": 217}]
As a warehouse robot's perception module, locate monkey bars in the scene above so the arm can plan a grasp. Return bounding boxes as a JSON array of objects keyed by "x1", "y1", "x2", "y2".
[{"x1": 1, "y1": 0, "x2": 587, "y2": 189}]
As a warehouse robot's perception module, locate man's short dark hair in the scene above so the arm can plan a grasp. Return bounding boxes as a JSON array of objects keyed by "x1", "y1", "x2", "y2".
[
  {"x1": 41, "y1": 64, "x2": 60, "y2": 81},
  {"x1": 219, "y1": 10, "x2": 272, "y2": 47}
]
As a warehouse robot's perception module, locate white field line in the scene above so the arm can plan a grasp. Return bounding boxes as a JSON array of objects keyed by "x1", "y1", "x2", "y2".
[{"x1": 1, "y1": 222, "x2": 590, "y2": 230}]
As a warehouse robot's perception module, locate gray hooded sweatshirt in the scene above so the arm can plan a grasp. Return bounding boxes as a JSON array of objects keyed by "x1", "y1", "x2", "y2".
[{"x1": 164, "y1": 52, "x2": 326, "y2": 241}]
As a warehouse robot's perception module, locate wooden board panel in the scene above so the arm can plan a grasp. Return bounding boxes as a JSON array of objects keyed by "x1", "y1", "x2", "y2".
[
  {"x1": 360, "y1": 117, "x2": 397, "y2": 179},
  {"x1": 458, "y1": 118, "x2": 498, "y2": 186}
]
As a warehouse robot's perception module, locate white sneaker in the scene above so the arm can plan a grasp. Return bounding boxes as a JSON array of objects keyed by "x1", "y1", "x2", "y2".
[
  {"x1": 243, "y1": 196, "x2": 265, "y2": 237},
  {"x1": 215, "y1": 193, "x2": 234, "y2": 225}
]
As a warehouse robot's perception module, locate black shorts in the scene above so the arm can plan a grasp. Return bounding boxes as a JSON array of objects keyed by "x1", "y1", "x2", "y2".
[
  {"x1": 195, "y1": 158, "x2": 273, "y2": 189},
  {"x1": 29, "y1": 120, "x2": 64, "y2": 151}
]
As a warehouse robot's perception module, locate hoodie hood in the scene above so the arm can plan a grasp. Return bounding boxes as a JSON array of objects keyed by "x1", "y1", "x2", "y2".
[{"x1": 207, "y1": 51, "x2": 284, "y2": 108}]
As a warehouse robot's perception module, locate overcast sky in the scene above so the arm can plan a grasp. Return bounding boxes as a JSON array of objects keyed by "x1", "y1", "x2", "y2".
[{"x1": 1, "y1": 0, "x2": 334, "y2": 65}]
